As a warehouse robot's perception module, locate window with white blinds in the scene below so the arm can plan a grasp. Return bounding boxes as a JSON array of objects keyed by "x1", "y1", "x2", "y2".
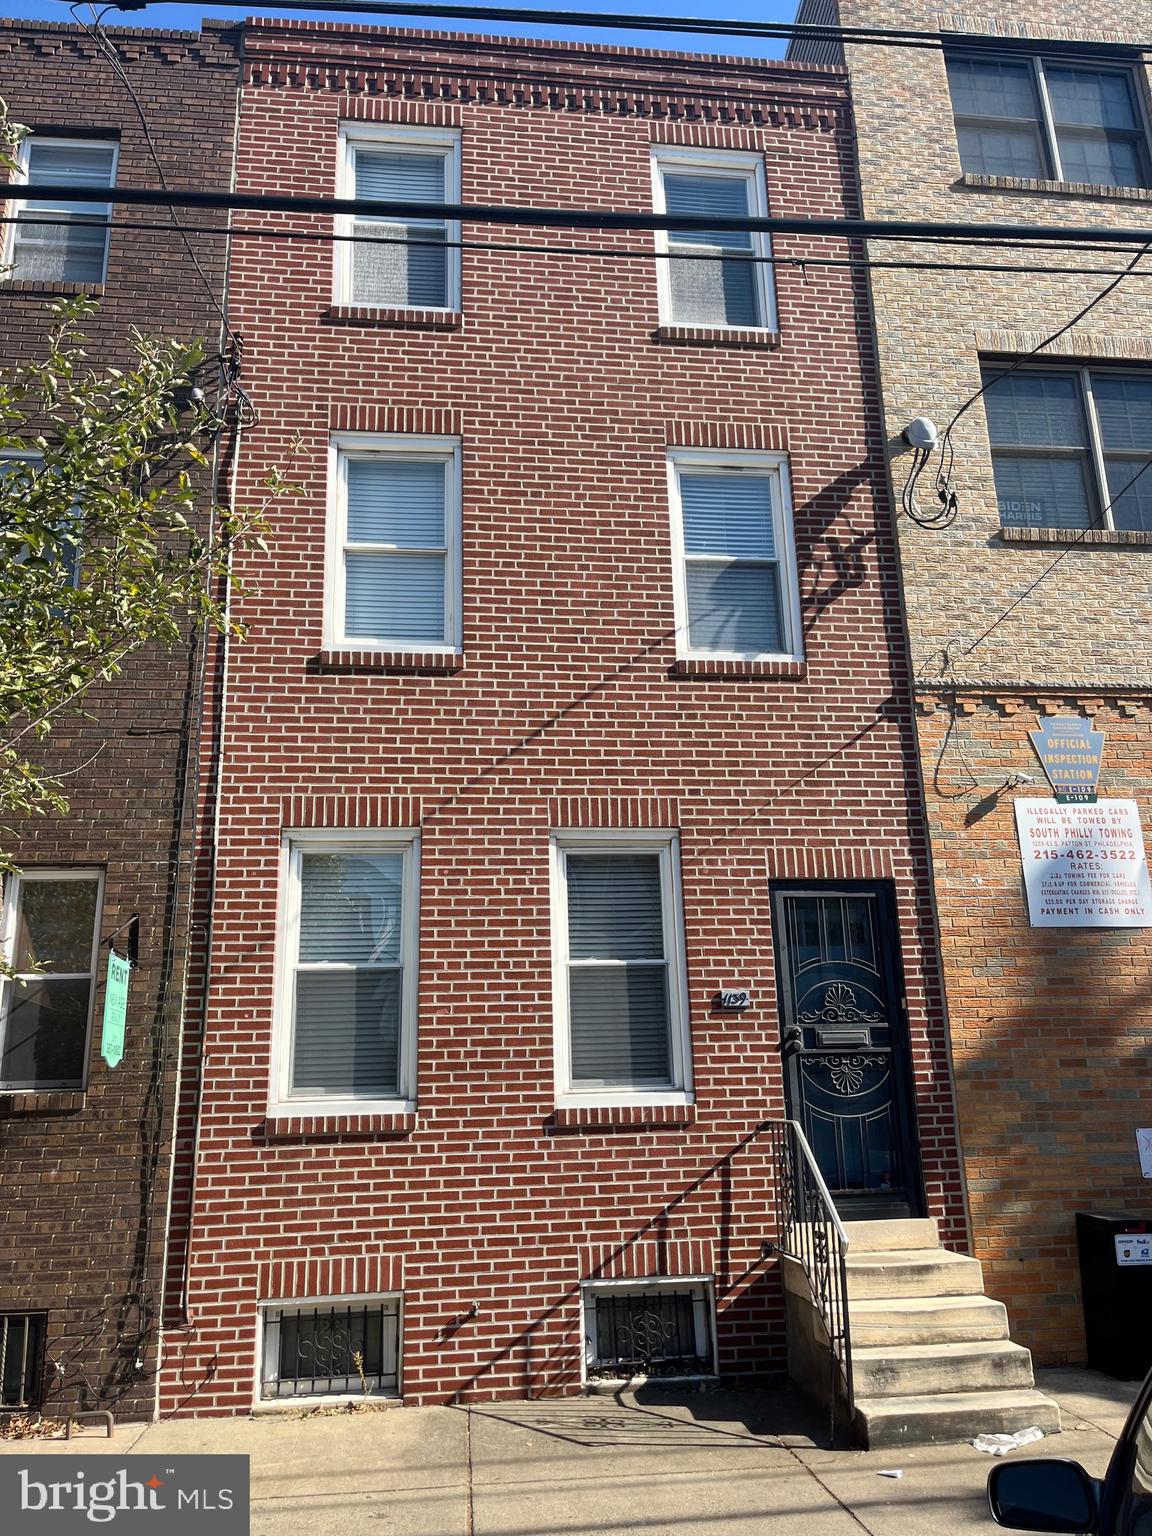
[
  {"x1": 668, "y1": 452, "x2": 802, "y2": 661},
  {"x1": 552, "y1": 834, "x2": 691, "y2": 1101},
  {"x1": 336, "y1": 125, "x2": 460, "y2": 309},
  {"x1": 651, "y1": 148, "x2": 775, "y2": 330},
  {"x1": 6, "y1": 138, "x2": 117, "y2": 285},
  {"x1": 329, "y1": 438, "x2": 461, "y2": 651},
  {"x1": 273, "y1": 834, "x2": 419, "y2": 1112}
]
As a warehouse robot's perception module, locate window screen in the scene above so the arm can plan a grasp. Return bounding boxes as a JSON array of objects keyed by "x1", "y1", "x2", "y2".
[
  {"x1": 663, "y1": 172, "x2": 761, "y2": 327},
  {"x1": 349, "y1": 145, "x2": 450, "y2": 307},
  {"x1": 9, "y1": 139, "x2": 116, "y2": 284}
]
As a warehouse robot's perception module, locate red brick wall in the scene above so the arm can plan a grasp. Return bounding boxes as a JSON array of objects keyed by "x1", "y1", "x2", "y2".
[
  {"x1": 160, "y1": 23, "x2": 965, "y2": 1413},
  {"x1": 0, "y1": 20, "x2": 239, "y2": 1419}
]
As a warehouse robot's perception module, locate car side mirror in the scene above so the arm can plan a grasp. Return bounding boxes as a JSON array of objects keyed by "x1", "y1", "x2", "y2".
[{"x1": 988, "y1": 1459, "x2": 1101, "y2": 1534}]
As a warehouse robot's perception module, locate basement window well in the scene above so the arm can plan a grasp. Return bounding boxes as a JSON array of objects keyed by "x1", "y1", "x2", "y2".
[
  {"x1": 582, "y1": 1281, "x2": 716, "y2": 1382},
  {"x1": 259, "y1": 1298, "x2": 401, "y2": 1399}
]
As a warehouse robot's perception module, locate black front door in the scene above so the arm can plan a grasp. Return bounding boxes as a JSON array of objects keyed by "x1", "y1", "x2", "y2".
[{"x1": 772, "y1": 883, "x2": 923, "y2": 1219}]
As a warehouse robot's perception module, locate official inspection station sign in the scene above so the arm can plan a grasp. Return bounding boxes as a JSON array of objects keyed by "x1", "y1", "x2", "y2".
[
  {"x1": 1015, "y1": 798, "x2": 1152, "y2": 927},
  {"x1": 1028, "y1": 714, "x2": 1105, "y2": 803}
]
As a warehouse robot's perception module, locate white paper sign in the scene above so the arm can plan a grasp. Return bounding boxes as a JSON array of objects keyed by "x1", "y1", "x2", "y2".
[
  {"x1": 1138, "y1": 1129, "x2": 1152, "y2": 1180},
  {"x1": 1115, "y1": 1233, "x2": 1152, "y2": 1267},
  {"x1": 1015, "y1": 799, "x2": 1152, "y2": 928}
]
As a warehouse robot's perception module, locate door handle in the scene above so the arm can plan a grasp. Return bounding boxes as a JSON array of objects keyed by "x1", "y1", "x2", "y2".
[{"x1": 781, "y1": 1026, "x2": 802, "y2": 1048}]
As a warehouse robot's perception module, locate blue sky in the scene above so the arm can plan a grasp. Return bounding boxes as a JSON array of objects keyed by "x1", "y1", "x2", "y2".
[{"x1": 4, "y1": 0, "x2": 800, "y2": 58}]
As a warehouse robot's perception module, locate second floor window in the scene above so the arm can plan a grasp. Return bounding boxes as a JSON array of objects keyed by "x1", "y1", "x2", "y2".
[
  {"x1": 983, "y1": 366, "x2": 1152, "y2": 533},
  {"x1": 327, "y1": 438, "x2": 462, "y2": 652},
  {"x1": 651, "y1": 148, "x2": 776, "y2": 330},
  {"x1": 336, "y1": 125, "x2": 460, "y2": 309},
  {"x1": 5, "y1": 137, "x2": 117, "y2": 285},
  {"x1": 946, "y1": 55, "x2": 1152, "y2": 189}
]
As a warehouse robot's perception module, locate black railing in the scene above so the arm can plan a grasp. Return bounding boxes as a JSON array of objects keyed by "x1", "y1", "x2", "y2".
[
  {"x1": 764, "y1": 1119, "x2": 853, "y2": 1419},
  {"x1": 261, "y1": 1301, "x2": 400, "y2": 1398}
]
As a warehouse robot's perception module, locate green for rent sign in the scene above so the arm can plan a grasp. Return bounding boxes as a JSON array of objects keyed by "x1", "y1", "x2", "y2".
[{"x1": 101, "y1": 950, "x2": 132, "y2": 1068}]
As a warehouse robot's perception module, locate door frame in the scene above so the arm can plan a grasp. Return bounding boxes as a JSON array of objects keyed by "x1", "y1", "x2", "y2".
[{"x1": 770, "y1": 878, "x2": 926, "y2": 1220}]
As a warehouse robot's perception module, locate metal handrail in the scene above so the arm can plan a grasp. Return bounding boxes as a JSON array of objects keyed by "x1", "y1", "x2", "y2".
[{"x1": 764, "y1": 1117, "x2": 854, "y2": 1421}]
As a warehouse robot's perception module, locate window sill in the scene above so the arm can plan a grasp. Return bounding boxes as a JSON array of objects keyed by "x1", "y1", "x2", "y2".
[
  {"x1": 1, "y1": 280, "x2": 106, "y2": 297},
  {"x1": 959, "y1": 172, "x2": 1152, "y2": 205},
  {"x1": 253, "y1": 1392, "x2": 401, "y2": 1414},
  {"x1": 0, "y1": 1090, "x2": 86, "y2": 1115},
  {"x1": 999, "y1": 525, "x2": 1152, "y2": 548},
  {"x1": 655, "y1": 323, "x2": 780, "y2": 349},
  {"x1": 670, "y1": 656, "x2": 806, "y2": 679},
  {"x1": 549, "y1": 1103, "x2": 697, "y2": 1131},
  {"x1": 324, "y1": 305, "x2": 461, "y2": 330},
  {"x1": 313, "y1": 649, "x2": 464, "y2": 675},
  {"x1": 261, "y1": 1111, "x2": 417, "y2": 1140}
]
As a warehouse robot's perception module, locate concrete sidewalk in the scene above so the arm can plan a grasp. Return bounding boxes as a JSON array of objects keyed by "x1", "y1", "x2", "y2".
[{"x1": 2, "y1": 1367, "x2": 1141, "y2": 1535}]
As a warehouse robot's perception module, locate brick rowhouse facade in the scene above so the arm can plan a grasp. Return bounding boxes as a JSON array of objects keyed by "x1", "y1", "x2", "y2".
[
  {"x1": 0, "y1": 20, "x2": 239, "y2": 1418},
  {"x1": 160, "y1": 21, "x2": 965, "y2": 1414},
  {"x1": 792, "y1": 1, "x2": 1152, "y2": 1364}
]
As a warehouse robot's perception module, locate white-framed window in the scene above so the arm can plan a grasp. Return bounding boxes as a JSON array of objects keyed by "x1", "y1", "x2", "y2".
[
  {"x1": 582, "y1": 1279, "x2": 716, "y2": 1381},
  {"x1": 335, "y1": 123, "x2": 461, "y2": 309},
  {"x1": 0, "y1": 869, "x2": 103, "y2": 1092},
  {"x1": 0, "y1": 450, "x2": 82, "y2": 589},
  {"x1": 326, "y1": 435, "x2": 462, "y2": 652},
  {"x1": 4, "y1": 136, "x2": 118, "y2": 284},
  {"x1": 550, "y1": 830, "x2": 691, "y2": 1107},
  {"x1": 650, "y1": 146, "x2": 776, "y2": 330},
  {"x1": 667, "y1": 449, "x2": 803, "y2": 662},
  {"x1": 259, "y1": 1295, "x2": 401, "y2": 1399},
  {"x1": 946, "y1": 54, "x2": 1152, "y2": 189},
  {"x1": 270, "y1": 830, "x2": 419, "y2": 1116}
]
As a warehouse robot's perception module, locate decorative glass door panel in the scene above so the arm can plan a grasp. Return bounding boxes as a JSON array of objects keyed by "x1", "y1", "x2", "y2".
[{"x1": 773, "y1": 886, "x2": 921, "y2": 1218}]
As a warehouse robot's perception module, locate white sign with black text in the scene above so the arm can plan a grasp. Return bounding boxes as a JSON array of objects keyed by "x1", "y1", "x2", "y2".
[{"x1": 1015, "y1": 799, "x2": 1152, "y2": 928}]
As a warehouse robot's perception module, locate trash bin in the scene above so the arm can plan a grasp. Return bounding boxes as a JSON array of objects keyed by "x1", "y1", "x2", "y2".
[{"x1": 1076, "y1": 1212, "x2": 1152, "y2": 1380}]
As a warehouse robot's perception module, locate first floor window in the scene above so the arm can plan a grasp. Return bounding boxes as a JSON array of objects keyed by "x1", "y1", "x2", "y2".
[
  {"x1": 651, "y1": 147, "x2": 776, "y2": 330},
  {"x1": 668, "y1": 450, "x2": 802, "y2": 660},
  {"x1": 0, "y1": 870, "x2": 102, "y2": 1091},
  {"x1": 552, "y1": 833, "x2": 690, "y2": 1101},
  {"x1": 984, "y1": 365, "x2": 1152, "y2": 532},
  {"x1": 328, "y1": 438, "x2": 461, "y2": 651},
  {"x1": 583, "y1": 1282, "x2": 715, "y2": 1380},
  {"x1": 6, "y1": 136, "x2": 118, "y2": 284},
  {"x1": 260, "y1": 1298, "x2": 400, "y2": 1398},
  {"x1": 273, "y1": 833, "x2": 419, "y2": 1112}
]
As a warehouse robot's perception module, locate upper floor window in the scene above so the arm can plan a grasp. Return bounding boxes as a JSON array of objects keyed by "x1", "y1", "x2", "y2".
[
  {"x1": 667, "y1": 450, "x2": 803, "y2": 661},
  {"x1": 946, "y1": 55, "x2": 1152, "y2": 189},
  {"x1": 327, "y1": 436, "x2": 461, "y2": 652},
  {"x1": 983, "y1": 365, "x2": 1152, "y2": 532},
  {"x1": 0, "y1": 870, "x2": 103, "y2": 1091},
  {"x1": 336, "y1": 124, "x2": 460, "y2": 310},
  {"x1": 0, "y1": 451, "x2": 82, "y2": 588},
  {"x1": 4, "y1": 137, "x2": 117, "y2": 284},
  {"x1": 651, "y1": 147, "x2": 776, "y2": 330}
]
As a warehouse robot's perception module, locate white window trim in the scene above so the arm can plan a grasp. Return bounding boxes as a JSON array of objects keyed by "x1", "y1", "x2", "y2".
[
  {"x1": 549, "y1": 828, "x2": 693, "y2": 1109},
  {"x1": 325, "y1": 433, "x2": 462, "y2": 654},
  {"x1": 269, "y1": 828, "x2": 420, "y2": 1118},
  {"x1": 666, "y1": 447, "x2": 804, "y2": 663},
  {"x1": 580, "y1": 1277, "x2": 717, "y2": 1384},
  {"x1": 0, "y1": 868, "x2": 104, "y2": 1093},
  {"x1": 3, "y1": 135, "x2": 118, "y2": 284},
  {"x1": 650, "y1": 145, "x2": 777, "y2": 332},
  {"x1": 334, "y1": 122, "x2": 461, "y2": 310},
  {"x1": 254, "y1": 1292, "x2": 403, "y2": 1406}
]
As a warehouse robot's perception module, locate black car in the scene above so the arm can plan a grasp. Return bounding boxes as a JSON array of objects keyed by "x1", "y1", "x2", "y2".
[{"x1": 990, "y1": 1371, "x2": 1152, "y2": 1535}]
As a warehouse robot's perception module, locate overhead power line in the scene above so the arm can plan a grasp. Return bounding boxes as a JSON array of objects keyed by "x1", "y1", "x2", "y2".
[{"x1": 9, "y1": 183, "x2": 1152, "y2": 248}]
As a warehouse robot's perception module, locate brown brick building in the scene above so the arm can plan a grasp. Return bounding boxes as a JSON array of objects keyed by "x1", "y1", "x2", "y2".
[
  {"x1": 792, "y1": 1, "x2": 1152, "y2": 1365},
  {"x1": 0, "y1": 19, "x2": 239, "y2": 1419}
]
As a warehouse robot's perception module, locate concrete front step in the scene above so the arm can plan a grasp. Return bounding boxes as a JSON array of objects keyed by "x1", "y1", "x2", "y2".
[
  {"x1": 846, "y1": 1247, "x2": 984, "y2": 1300},
  {"x1": 842, "y1": 1218, "x2": 940, "y2": 1252},
  {"x1": 851, "y1": 1294, "x2": 1011, "y2": 1347},
  {"x1": 855, "y1": 1387, "x2": 1062, "y2": 1449},
  {"x1": 853, "y1": 1339, "x2": 1035, "y2": 1399}
]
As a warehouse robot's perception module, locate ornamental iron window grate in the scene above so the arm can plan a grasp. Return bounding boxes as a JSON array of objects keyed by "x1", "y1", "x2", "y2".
[
  {"x1": 587, "y1": 1288, "x2": 713, "y2": 1380},
  {"x1": 0, "y1": 1313, "x2": 46, "y2": 1409},
  {"x1": 261, "y1": 1300, "x2": 400, "y2": 1398}
]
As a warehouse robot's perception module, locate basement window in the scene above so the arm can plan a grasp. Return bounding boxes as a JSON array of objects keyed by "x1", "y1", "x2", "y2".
[
  {"x1": 583, "y1": 1282, "x2": 715, "y2": 1381},
  {"x1": 0, "y1": 1313, "x2": 46, "y2": 1409},
  {"x1": 259, "y1": 1298, "x2": 400, "y2": 1399}
]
